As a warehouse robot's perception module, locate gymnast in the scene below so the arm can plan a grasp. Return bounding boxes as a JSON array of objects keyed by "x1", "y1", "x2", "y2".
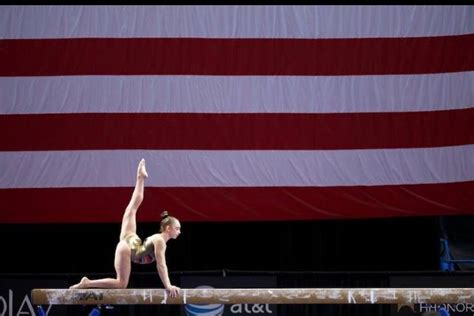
[{"x1": 70, "y1": 159, "x2": 181, "y2": 297}]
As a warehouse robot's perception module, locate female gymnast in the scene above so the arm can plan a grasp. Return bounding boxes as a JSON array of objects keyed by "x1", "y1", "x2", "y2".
[{"x1": 70, "y1": 159, "x2": 181, "y2": 297}]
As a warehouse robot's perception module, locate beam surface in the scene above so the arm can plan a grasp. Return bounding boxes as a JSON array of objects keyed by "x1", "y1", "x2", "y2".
[{"x1": 31, "y1": 288, "x2": 474, "y2": 305}]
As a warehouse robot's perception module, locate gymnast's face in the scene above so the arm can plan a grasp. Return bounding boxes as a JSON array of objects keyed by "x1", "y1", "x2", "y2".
[{"x1": 167, "y1": 220, "x2": 181, "y2": 239}]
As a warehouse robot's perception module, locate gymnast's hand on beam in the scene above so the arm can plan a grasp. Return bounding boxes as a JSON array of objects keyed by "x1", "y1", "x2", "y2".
[{"x1": 166, "y1": 285, "x2": 181, "y2": 298}]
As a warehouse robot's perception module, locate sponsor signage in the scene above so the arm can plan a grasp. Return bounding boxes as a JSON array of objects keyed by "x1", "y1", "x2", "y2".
[
  {"x1": 180, "y1": 276, "x2": 277, "y2": 316},
  {"x1": 0, "y1": 278, "x2": 68, "y2": 316}
]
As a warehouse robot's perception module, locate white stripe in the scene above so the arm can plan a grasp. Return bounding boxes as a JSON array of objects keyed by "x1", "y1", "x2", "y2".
[
  {"x1": 1, "y1": 72, "x2": 472, "y2": 114},
  {"x1": 1, "y1": 6, "x2": 473, "y2": 39},
  {"x1": 1, "y1": 146, "x2": 472, "y2": 188}
]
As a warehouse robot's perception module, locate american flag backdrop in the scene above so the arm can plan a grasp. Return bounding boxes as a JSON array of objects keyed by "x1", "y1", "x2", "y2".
[{"x1": 0, "y1": 5, "x2": 473, "y2": 223}]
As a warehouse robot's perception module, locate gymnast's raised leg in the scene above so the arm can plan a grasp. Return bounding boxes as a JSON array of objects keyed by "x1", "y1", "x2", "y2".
[{"x1": 69, "y1": 159, "x2": 148, "y2": 289}]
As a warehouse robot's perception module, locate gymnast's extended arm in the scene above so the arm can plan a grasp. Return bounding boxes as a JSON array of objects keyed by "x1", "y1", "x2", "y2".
[{"x1": 154, "y1": 237, "x2": 180, "y2": 297}]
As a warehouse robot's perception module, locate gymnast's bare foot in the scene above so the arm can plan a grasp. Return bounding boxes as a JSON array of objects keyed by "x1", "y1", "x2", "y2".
[
  {"x1": 138, "y1": 159, "x2": 148, "y2": 179},
  {"x1": 69, "y1": 277, "x2": 89, "y2": 289}
]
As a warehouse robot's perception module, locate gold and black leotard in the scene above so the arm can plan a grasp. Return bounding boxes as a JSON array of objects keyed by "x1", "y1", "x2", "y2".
[{"x1": 124, "y1": 233, "x2": 156, "y2": 264}]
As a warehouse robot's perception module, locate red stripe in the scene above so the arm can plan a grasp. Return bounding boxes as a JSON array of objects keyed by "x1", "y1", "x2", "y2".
[
  {"x1": 1, "y1": 35, "x2": 473, "y2": 76},
  {"x1": 0, "y1": 182, "x2": 472, "y2": 223},
  {"x1": 1, "y1": 109, "x2": 473, "y2": 150}
]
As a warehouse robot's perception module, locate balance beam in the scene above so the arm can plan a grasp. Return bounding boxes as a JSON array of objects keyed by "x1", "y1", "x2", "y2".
[{"x1": 31, "y1": 288, "x2": 474, "y2": 305}]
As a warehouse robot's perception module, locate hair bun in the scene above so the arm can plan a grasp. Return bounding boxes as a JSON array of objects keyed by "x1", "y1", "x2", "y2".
[{"x1": 160, "y1": 210, "x2": 169, "y2": 220}]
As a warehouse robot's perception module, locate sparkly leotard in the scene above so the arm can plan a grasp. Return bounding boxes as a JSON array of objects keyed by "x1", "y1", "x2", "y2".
[{"x1": 124, "y1": 233, "x2": 156, "y2": 264}]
